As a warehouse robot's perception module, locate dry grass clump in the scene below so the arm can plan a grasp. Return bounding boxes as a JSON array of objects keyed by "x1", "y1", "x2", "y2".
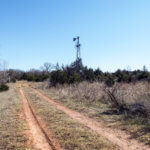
[
  {"x1": 0, "y1": 83, "x2": 28, "y2": 149},
  {"x1": 46, "y1": 81, "x2": 150, "y2": 117},
  {"x1": 50, "y1": 82, "x2": 107, "y2": 103},
  {"x1": 104, "y1": 82, "x2": 150, "y2": 117}
]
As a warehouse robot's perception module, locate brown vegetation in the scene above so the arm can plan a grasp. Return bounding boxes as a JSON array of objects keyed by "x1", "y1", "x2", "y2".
[{"x1": 31, "y1": 81, "x2": 150, "y2": 145}]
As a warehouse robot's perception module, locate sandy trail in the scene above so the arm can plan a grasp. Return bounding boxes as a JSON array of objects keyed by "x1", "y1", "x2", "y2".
[
  {"x1": 30, "y1": 86, "x2": 150, "y2": 150},
  {"x1": 19, "y1": 86, "x2": 62, "y2": 150}
]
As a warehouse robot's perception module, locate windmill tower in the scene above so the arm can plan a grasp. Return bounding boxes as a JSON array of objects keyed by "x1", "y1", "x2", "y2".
[
  {"x1": 73, "y1": 36, "x2": 81, "y2": 60},
  {"x1": 73, "y1": 36, "x2": 83, "y2": 72}
]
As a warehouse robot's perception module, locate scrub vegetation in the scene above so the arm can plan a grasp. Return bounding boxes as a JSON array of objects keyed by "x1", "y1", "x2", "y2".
[{"x1": 31, "y1": 81, "x2": 150, "y2": 145}]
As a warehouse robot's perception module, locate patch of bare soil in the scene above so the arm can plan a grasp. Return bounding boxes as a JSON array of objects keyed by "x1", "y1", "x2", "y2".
[
  {"x1": 30, "y1": 86, "x2": 150, "y2": 150},
  {"x1": 19, "y1": 85, "x2": 63, "y2": 150}
]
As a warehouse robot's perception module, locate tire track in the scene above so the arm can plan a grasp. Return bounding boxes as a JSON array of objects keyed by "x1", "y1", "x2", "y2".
[{"x1": 19, "y1": 85, "x2": 62, "y2": 150}]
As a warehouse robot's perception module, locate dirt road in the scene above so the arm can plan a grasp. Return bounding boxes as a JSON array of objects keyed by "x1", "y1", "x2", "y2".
[
  {"x1": 29, "y1": 85, "x2": 150, "y2": 150},
  {"x1": 19, "y1": 86, "x2": 62, "y2": 150}
]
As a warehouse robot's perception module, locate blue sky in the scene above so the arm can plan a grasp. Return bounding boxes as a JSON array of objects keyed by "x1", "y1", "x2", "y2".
[{"x1": 0, "y1": 0, "x2": 150, "y2": 72}]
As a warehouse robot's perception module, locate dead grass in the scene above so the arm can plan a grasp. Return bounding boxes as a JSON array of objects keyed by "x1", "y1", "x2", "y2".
[
  {"x1": 30, "y1": 81, "x2": 150, "y2": 145},
  {"x1": 0, "y1": 83, "x2": 30, "y2": 149},
  {"x1": 24, "y1": 86, "x2": 118, "y2": 150}
]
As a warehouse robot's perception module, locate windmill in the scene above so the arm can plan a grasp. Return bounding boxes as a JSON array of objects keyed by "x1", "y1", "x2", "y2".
[
  {"x1": 73, "y1": 36, "x2": 83, "y2": 72},
  {"x1": 73, "y1": 36, "x2": 81, "y2": 60}
]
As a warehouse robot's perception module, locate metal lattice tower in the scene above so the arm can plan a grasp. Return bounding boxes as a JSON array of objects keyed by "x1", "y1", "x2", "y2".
[{"x1": 73, "y1": 36, "x2": 81, "y2": 60}]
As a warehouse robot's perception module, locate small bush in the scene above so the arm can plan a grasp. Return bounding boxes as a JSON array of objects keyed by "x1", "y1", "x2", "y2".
[
  {"x1": 0, "y1": 84, "x2": 9, "y2": 92},
  {"x1": 103, "y1": 84, "x2": 128, "y2": 113},
  {"x1": 103, "y1": 82, "x2": 150, "y2": 117},
  {"x1": 105, "y1": 76, "x2": 115, "y2": 87},
  {"x1": 50, "y1": 70, "x2": 68, "y2": 86}
]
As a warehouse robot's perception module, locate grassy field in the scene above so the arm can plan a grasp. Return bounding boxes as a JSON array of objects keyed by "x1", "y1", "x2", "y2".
[
  {"x1": 30, "y1": 81, "x2": 150, "y2": 145},
  {"x1": 24, "y1": 86, "x2": 118, "y2": 150},
  {"x1": 1, "y1": 81, "x2": 149, "y2": 149},
  {"x1": 0, "y1": 83, "x2": 29, "y2": 149}
]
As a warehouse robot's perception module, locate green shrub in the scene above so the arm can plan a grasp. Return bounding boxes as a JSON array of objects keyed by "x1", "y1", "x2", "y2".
[
  {"x1": 50, "y1": 70, "x2": 68, "y2": 86},
  {"x1": 0, "y1": 84, "x2": 9, "y2": 92},
  {"x1": 105, "y1": 76, "x2": 115, "y2": 87},
  {"x1": 69, "y1": 72, "x2": 82, "y2": 83}
]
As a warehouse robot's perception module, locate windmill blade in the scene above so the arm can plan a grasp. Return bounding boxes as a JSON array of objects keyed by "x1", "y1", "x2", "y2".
[{"x1": 73, "y1": 38, "x2": 76, "y2": 41}]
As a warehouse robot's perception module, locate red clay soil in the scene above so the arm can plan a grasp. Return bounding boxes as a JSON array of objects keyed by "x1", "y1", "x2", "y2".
[
  {"x1": 19, "y1": 86, "x2": 63, "y2": 150},
  {"x1": 30, "y1": 86, "x2": 150, "y2": 150}
]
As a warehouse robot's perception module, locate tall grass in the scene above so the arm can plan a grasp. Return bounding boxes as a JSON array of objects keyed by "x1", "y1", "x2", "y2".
[
  {"x1": 32, "y1": 81, "x2": 150, "y2": 144},
  {"x1": 40, "y1": 81, "x2": 150, "y2": 118}
]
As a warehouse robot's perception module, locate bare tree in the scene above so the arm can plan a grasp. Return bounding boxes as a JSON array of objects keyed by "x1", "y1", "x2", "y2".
[{"x1": 41, "y1": 62, "x2": 54, "y2": 74}]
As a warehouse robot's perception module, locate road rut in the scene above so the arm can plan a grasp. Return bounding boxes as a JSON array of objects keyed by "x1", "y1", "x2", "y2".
[{"x1": 19, "y1": 86, "x2": 62, "y2": 150}]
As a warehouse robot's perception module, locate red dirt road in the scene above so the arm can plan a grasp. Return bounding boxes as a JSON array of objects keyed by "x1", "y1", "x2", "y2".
[
  {"x1": 30, "y1": 86, "x2": 150, "y2": 150},
  {"x1": 19, "y1": 86, "x2": 63, "y2": 150}
]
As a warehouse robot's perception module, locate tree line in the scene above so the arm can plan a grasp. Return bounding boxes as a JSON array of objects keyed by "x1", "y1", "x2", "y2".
[{"x1": 4, "y1": 59, "x2": 150, "y2": 87}]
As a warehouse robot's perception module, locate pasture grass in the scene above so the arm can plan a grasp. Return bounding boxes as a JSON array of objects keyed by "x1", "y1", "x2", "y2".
[{"x1": 0, "y1": 83, "x2": 29, "y2": 149}]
